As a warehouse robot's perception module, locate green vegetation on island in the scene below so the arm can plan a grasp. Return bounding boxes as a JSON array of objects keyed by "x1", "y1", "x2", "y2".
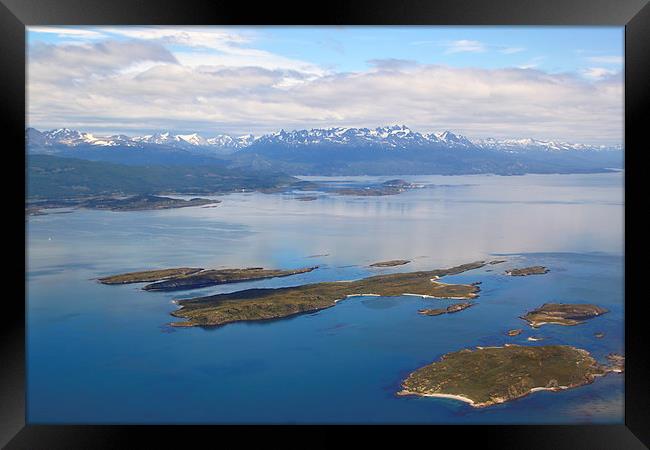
[
  {"x1": 170, "y1": 261, "x2": 486, "y2": 327},
  {"x1": 369, "y1": 259, "x2": 411, "y2": 267},
  {"x1": 143, "y1": 267, "x2": 317, "y2": 291},
  {"x1": 606, "y1": 353, "x2": 625, "y2": 372},
  {"x1": 521, "y1": 303, "x2": 608, "y2": 328},
  {"x1": 506, "y1": 266, "x2": 550, "y2": 276},
  {"x1": 100, "y1": 267, "x2": 317, "y2": 291},
  {"x1": 98, "y1": 268, "x2": 204, "y2": 285},
  {"x1": 335, "y1": 179, "x2": 420, "y2": 196},
  {"x1": 397, "y1": 345, "x2": 620, "y2": 407},
  {"x1": 418, "y1": 302, "x2": 474, "y2": 316}
]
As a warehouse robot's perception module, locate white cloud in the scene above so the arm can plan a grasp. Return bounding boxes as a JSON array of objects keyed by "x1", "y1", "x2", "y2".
[
  {"x1": 518, "y1": 56, "x2": 546, "y2": 69},
  {"x1": 444, "y1": 40, "x2": 487, "y2": 54},
  {"x1": 27, "y1": 39, "x2": 623, "y2": 145},
  {"x1": 28, "y1": 27, "x2": 104, "y2": 39},
  {"x1": 500, "y1": 47, "x2": 525, "y2": 54},
  {"x1": 582, "y1": 67, "x2": 617, "y2": 79},
  {"x1": 585, "y1": 55, "x2": 623, "y2": 65}
]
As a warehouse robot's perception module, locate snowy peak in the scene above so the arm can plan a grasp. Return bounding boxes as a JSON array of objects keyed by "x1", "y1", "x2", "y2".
[
  {"x1": 471, "y1": 137, "x2": 620, "y2": 152},
  {"x1": 26, "y1": 125, "x2": 621, "y2": 153},
  {"x1": 255, "y1": 125, "x2": 436, "y2": 148}
]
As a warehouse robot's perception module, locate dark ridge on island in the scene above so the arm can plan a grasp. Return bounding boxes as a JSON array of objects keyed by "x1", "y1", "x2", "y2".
[
  {"x1": 98, "y1": 268, "x2": 204, "y2": 285},
  {"x1": 418, "y1": 302, "x2": 474, "y2": 316},
  {"x1": 143, "y1": 267, "x2": 318, "y2": 291},
  {"x1": 170, "y1": 261, "x2": 486, "y2": 327},
  {"x1": 505, "y1": 266, "x2": 549, "y2": 276},
  {"x1": 99, "y1": 267, "x2": 318, "y2": 291},
  {"x1": 369, "y1": 259, "x2": 411, "y2": 267},
  {"x1": 397, "y1": 345, "x2": 623, "y2": 408},
  {"x1": 521, "y1": 303, "x2": 609, "y2": 328}
]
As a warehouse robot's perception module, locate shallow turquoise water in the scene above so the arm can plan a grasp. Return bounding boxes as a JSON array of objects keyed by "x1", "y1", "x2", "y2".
[{"x1": 26, "y1": 173, "x2": 624, "y2": 423}]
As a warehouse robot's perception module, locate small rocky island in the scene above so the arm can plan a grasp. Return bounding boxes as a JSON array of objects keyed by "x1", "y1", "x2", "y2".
[
  {"x1": 170, "y1": 261, "x2": 486, "y2": 327},
  {"x1": 397, "y1": 345, "x2": 621, "y2": 408},
  {"x1": 507, "y1": 329, "x2": 523, "y2": 336},
  {"x1": 100, "y1": 266, "x2": 317, "y2": 291},
  {"x1": 505, "y1": 266, "x2": 549, "y2": 276},
  {"x1": 370, "y1": 259, "x2": 411, "y2": 267},
  {"x1": 419, "y1": 302, "x2": 474, "y2": 316},
  {"x1": 521, "y1": 303, "x2": 608, "y2": 327},
  {"x1": 335, "y1": 179, "x2": 420, "y2": 196},
  {"x1": 489, "y1": 259, "x2": 506, "y2": 265}
]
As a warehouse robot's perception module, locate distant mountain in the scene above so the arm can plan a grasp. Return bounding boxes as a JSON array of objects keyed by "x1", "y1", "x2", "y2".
[
  {"x1": 26, "y1": 125, "x2": 623, "y2": 175},
  {"x1": 27, "y1": 154, "x2": 296, "y2": 200}
]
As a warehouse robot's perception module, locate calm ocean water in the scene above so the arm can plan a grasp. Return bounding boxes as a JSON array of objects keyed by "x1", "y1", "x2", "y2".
[{"x1": 26, "y1": 173, "x2": 624, "y2": 423}]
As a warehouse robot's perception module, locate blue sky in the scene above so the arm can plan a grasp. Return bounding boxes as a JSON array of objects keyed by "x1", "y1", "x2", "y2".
[{"x1": 27, "y1": 26, "x2": 623, "y2": 144}]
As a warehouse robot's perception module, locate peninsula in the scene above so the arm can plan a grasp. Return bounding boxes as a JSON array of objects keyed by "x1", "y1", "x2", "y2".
[
  {"x1": 521, "y1": 303, "x2": 608, "y2": 327},
  {"x1": 170, "y1": 261, "x2": 486, "y2": 327},
  {"x1": 100, "y1": 266, "x2": 317, "y2": 291},
  {"x1": 397, "y1": 345, "x2": 618, "y2": 408}
]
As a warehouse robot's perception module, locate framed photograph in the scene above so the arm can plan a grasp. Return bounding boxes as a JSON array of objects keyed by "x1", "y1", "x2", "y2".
[{"x1": 3, "y1": 0, "x2": 648, "y2": 447}]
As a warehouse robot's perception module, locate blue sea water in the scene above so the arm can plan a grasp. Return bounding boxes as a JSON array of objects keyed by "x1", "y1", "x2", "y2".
[{"x1": 26, "y1": 173, "x2": 624, "y2": 424}]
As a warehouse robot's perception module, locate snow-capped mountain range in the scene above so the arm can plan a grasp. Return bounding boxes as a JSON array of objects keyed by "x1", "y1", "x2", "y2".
[{"x1": 26, "y1": 125, "x2": 621, "y2": 152}]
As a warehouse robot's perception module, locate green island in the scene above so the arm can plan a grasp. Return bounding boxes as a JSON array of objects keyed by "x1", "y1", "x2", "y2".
[
  {"x1": 369, "y1": 259, "x2": 411, "y2": 267},
  {"x1": 521, "y1": 303, "x2": 608, "y2": 328},
  {"x1": 335, "y1": 179, "x2": 419, "y2": 196},
  {"x1": 98, "y1": 268, "x2": 204, "y2": 284},
  {"x1": 397, "y1": 345, "x2": 622, "y2": 408},
  {"x1": 99, "y1": 266, "x2": 317, "y2": 291},
  {"x1": 170, "y1": 261, "x2": 486, "y2": 327},
  {"x1": 418, "y1": 302, "x2": 474, "y2": 316},
  {"x1": 505, "y1": 266, "x2": 549, "y2": 276}
]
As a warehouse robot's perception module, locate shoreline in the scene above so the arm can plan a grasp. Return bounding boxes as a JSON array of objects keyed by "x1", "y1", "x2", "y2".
[
  {"x1": 398, "y1": 384, "x2": 578, "y2": 408},
  {"x1": 397, "y1": 390, "x2": 477, "y2": 406}
]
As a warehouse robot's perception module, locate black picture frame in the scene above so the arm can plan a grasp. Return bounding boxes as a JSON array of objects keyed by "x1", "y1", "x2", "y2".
[{"x1": 2, "y1": 0, "x2": 648, "y2": 447}]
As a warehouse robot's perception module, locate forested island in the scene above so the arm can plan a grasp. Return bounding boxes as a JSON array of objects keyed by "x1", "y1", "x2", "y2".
[
  {"x1": 170, "y1": 261, "x2": 486, "y2": 327},
  {"x1": 398, "y1": 345, "x2": 622, "y2": 407}
]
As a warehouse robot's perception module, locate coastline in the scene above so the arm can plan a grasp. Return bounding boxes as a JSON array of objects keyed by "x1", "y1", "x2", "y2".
[{"x1": 397, "y1": 390, "x2": 478, "y2": 406}]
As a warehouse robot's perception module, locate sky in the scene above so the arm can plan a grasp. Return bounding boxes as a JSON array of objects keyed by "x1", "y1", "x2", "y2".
[{"x1": 27, "y1": 26, "x2": 624, "y2": 145}]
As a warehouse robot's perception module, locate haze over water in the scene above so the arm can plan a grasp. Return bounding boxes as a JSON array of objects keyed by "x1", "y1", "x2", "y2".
[{"x1": 26, "y1": 172, "x2": 624, "y2": 423}]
